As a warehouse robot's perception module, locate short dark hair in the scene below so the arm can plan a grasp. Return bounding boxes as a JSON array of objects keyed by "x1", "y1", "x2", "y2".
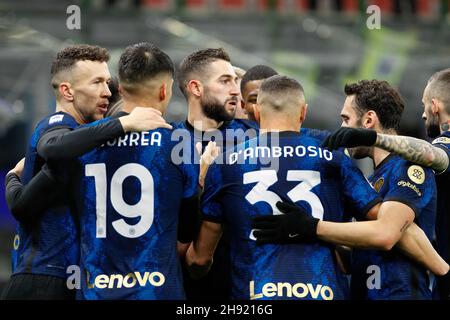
[
  {"x1": 240, "y1": 65, "x2": 278, "y2": 93},
  {"x1": 258, "y1": 75, "x2": 305, "y2": 111},
  {"x1": 119, "y1": 42, "x2": 174, "y2": 92},
  {"x1": 344, "y1": 80, "x2": 405, "y2": 131},
  {"x1": 260, "y1": 75, "x2": 304, "y2": 95},
  {"x1": 177, "y1": 48, "x2": 231, "y2": 97},
  {"x1": 51, "y1": 45, "x2": 109, "y2": 89},
  {"x1": 427, "y1": 68, "x2": 450, "y2": 113}
]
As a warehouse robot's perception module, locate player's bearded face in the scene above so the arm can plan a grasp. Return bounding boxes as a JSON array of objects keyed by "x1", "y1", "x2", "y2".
[
  {"x1": 422, "y1": 86, "x2": 441, "y2": 138},
  {"x1": 71, "y1": 61, "x2": 112, "y2": 124},
  {"x1": 200, "y1": 86, "x2": 237, "y2": 122},
  {"x1": 340, "y1": 99, "x2": 370, "y2": 159},
  {"x1": 423, "y1": 104, "x2": 441, "y2": 138}
]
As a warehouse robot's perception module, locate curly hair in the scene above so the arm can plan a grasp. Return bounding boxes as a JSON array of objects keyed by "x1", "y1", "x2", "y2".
[
  {"x1": 177, "y1": 48, "x2": 231, "y2": 98},
  {"x1": 344, "y1": 80, "x2": 405, "y2": 132},
  {"x1": 51, "y1": 45, "x2": 109, "y2": 88}
]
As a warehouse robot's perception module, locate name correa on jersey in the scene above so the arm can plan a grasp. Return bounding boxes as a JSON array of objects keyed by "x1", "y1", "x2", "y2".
[
  {"x1": 71, "y1": 118, "x2": 197, "y2": 300},
  {"x1": 105, "y1": 131, "x2": 162, "y2": 147}
]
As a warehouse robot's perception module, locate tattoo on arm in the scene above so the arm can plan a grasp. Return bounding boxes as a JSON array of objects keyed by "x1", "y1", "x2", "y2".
[{"x1": 376, "y1": 134, "x2": 449, "y2": 173}]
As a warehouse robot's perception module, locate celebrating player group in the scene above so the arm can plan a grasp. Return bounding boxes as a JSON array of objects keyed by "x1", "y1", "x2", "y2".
[{"x1": 2, "y1": 42, "x2": 450, "y2": 300}]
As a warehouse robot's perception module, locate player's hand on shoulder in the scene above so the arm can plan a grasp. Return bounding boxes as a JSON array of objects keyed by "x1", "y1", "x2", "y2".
[
  {"x1": 251, "y1": 201, "x2": 319, "y2": 245},
  {"x1": 120, "y1": 106, "x2": 172, "y2": 132},
  {"x1": 8, "y1": 157, "x2": 25, "y2": 177},
  {"x1": 321, "y1": 127, "x2": 377, "y2": 150}
]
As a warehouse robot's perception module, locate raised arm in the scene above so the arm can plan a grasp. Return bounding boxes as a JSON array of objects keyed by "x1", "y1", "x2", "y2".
[{"x1": 38, "y1": 107, "x2": 171, "y2": 161}]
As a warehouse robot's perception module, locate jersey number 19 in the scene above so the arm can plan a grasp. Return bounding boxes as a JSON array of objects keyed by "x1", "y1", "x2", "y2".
[{"x1": 86, "y1": 163, "x2": 154, "y2": 239}]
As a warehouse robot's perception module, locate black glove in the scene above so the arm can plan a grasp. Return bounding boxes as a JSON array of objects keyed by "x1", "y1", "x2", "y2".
[
  {"x1": 251, "y1": 201, "x2": 319, "y2": 244},
  {"x1": 436, "y1": 271, "x2": 450, "y2": 300},
  {"x1": 321, "y1": 127, "x2": 377, "y2": 151}
]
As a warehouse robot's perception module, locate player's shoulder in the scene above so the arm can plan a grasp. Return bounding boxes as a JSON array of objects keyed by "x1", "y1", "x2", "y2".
[
  {"x1": 171, "y1": 120, "x2": 188, "y2": 130},
  {"x1": 390, "y1": 156, "x2": 433, "y2": 184},
  {"x1": 170, "y1": 120, "x2": 197, "y2": 141},
  {"x1": 226, "y1": 119, "x2": 259, "y2": 131},
  {"x1": 301, "y1": 127, "x2": 331, "y2": 142},
  {"x1": 151, "y1": 127, "x2": 177, "y2": 145},
  {"x1": 83, "y1": 115, "x2": 117, "y2": 129},
  {"x1": 432, "y1": 132, "x2": 450, "y2": 149},
  {"x1": 297, "y1": 130, "x2": 334, "y2": 156},
  {"x1": 37, "y1": 111, "x2": 78, "y2": 130},
  {"x1": 298, "y1": 131, "x2": 322, "y2": 145}
]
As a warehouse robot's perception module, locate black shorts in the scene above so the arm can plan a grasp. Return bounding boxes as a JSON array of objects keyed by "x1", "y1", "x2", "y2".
[{"x1": 0, "y1": 273, "x2": 75, "y2": 300}]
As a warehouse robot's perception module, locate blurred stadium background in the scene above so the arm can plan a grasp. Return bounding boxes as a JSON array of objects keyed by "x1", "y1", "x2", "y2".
[{"x1": 0, "y1": 0, "x2": 449, "y2": 292}]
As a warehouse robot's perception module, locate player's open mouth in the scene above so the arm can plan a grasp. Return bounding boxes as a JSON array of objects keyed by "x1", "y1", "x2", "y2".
[
  {"x1": 227, "y1": 100, "x2": 237, "y2": 109},
  {"x1": 97, "y1": 103, "x2": 109, "y2": 113}
]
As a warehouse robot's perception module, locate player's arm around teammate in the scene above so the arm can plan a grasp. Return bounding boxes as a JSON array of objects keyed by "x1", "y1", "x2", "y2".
[
  {"x1": 37, "y1": 106, "x2": 171, "y2": 162},
  {"x1": 322, "y1": 127, "x2": 449, "y2": 173},
  {"x1": 5, "y1": 106, "x2": 170, "y2": 224}
]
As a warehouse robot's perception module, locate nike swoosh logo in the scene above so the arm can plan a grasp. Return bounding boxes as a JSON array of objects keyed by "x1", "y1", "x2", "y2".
[{"x1": 288, "y1": 233, "x2": 299, "y2": 238}]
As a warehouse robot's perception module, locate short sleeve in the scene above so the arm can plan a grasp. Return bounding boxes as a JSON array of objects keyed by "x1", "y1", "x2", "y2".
[
  {"x1": 432, "y1": 136, "x2": 450, "y2": 175},
  {"x1": 383, "y1": 162, "x2": 436, "y2": 218}
]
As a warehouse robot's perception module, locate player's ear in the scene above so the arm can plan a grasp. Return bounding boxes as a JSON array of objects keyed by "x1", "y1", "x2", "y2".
[
  {"x1": 188, "y1": 80, "x2": 202, "y2": 98},
  {"x1": 431, "y1": 98, "x2": 441, "y2": 114},
  {"x1": 59, "y1": 82, "x2": 74, "y2": 102},
  {"x1": 118, "y1": 84, "x2": 125, "y2": 97},
  {"x1": 159, "y1": 83, "x2": 166, "y2": 101},
  {"x1": 240, "y1": 99, "x2": 247, "y2": 115},
  {"x1": 300, "y1": 103, "x2": 308, "y2": 122},
  {"x1": 253, "y1": 104, "x2": 261, "y2": 123},
  {"x1": 363, "y1": 110, "x2": 377, "y2": 129}
]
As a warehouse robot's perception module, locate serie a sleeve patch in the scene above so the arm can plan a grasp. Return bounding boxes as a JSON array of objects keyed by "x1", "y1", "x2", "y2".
[
  {"x1": 432, "y1": 137, "x2": 450, "y2": 146},
  {"x1": 48, "y1": 114, "x2": 64, "y2": 124}
]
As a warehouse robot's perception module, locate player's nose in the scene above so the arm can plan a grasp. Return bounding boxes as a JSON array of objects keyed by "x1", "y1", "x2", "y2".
[
  {"x1": 102, "y1": 82, "x2": 112, "y2": 98},
  {"x1": 230, "y1": 82, "x2": 240, "y2": 96}
]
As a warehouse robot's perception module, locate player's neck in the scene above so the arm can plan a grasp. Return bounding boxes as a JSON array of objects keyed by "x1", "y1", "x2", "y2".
[
  {"x1": 55, "y1": 101, "x2": 86, "y2": 125},
  {"x1": 187, "y1": 102, "x2": 222, "y2": 131},
  {"x1": 122, "y1": 98, "x2": 163, "y2": 114},
  {"x1": 259, "y1": 119, "x2": 300, "y2": 133},
  {"x1": 370, "y1": 128, "x2": 395, "y2": 167},
  {"x1": 440, "y1": 119, "x2": 450, "y2": 132},
  {"x1": 373, "y1": 146, "x2": 391, "y2": 168}
]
